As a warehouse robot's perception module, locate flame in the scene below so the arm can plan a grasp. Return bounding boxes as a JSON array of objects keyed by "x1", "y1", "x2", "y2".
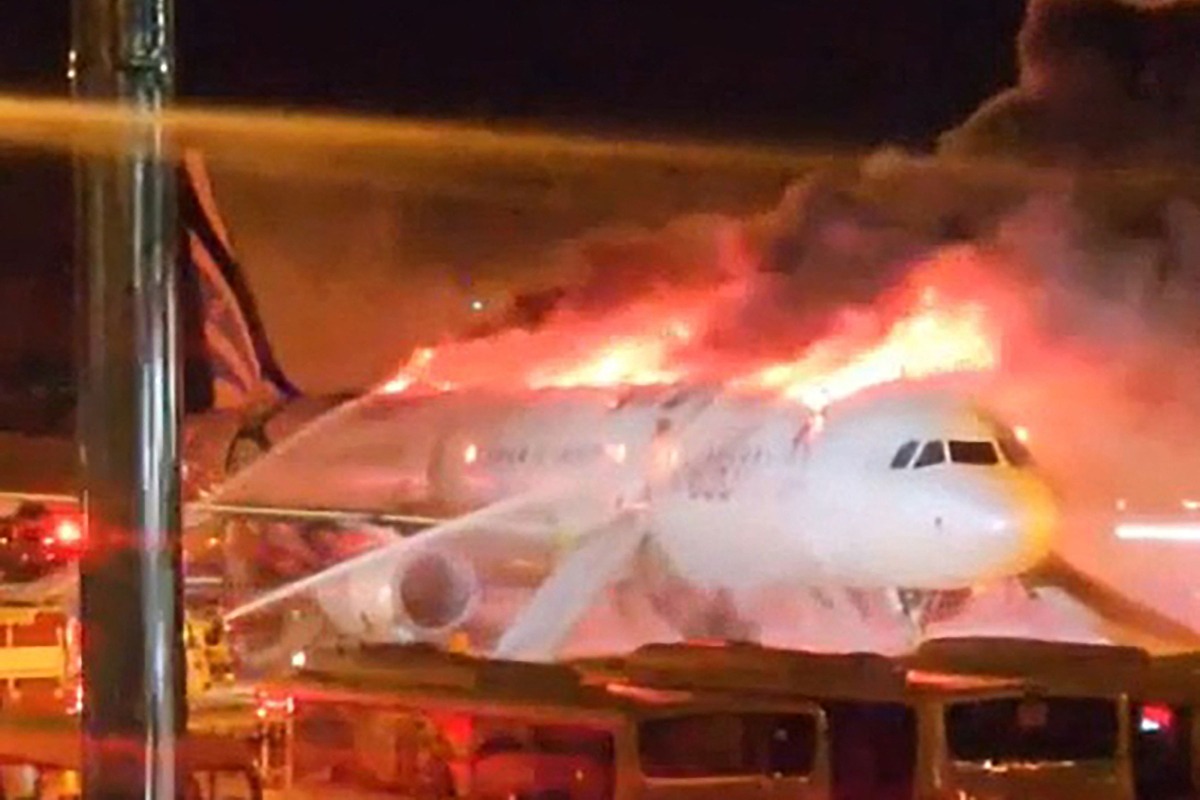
[
  {"x1": 378, "y1": 295, "x2": 707, "y2": 395},
  {"x1": 740, "y1": 301, "x2": 997, "y2": 411},
  {"x1": 377, "y1": 244, "x2": 1004, "y2": 409},
  {"x1": 380, "y1": 347, "x2": 437, "y2": 394},
  {"x1": 529, "y1": 322, "x2": 693, "y2": 389}
]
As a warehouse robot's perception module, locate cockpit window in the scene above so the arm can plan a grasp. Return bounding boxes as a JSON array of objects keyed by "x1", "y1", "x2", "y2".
[
  {"x1": 890, "y1": 441, "x2": 919, "y2": 469},
  {"x1": 913, "y1": 441, "x2": 946, "y2": 468},
  {"x1": 948, "y1": 441, "x2": 1000, "y2": 465},
  {"x1": 997, "y1": 431, "x2": 1033, "y2": 467}
]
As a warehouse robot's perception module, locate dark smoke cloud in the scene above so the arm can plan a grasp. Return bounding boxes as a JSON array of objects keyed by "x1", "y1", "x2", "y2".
[{"x1": 942, "y1": 0, "x2": 1200, "y2": 165}]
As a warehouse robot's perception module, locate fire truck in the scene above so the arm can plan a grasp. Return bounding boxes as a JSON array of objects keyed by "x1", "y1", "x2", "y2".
[
  {"x1": 0, "y1": 500, "x2": 236, "y2": 712},
  {"x1": 0, "y1": 501, "x2": 82, "y2": 585},
  {"x1": 0, "y1": 600, "x2": 234, "y2": 717},
  {"x1": 0, "y1": 603, "x2": 74, "y2": 714}
]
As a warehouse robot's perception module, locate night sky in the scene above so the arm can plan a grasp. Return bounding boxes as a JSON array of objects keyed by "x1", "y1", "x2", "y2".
[
  {"x1": 0, "y1": 3, "x2": 1025, "y2": 143},
  {"x1": 0, "y1": 1, "x2": 1026, "y2": 415}
]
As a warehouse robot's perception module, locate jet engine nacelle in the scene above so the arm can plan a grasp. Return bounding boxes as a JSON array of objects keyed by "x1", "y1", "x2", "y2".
[
  {"x1": 394, "y1": 550, "x2": 480, "y2": 633},
  {"x1": 314, "y1": 550, "x2": 481, "y2": 642}
]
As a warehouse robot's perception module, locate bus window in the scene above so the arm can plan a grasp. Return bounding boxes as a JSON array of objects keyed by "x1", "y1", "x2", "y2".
[
  {"x1": 530, "y1": 724, "x2": 614, "y2": 762},
  {"x1": 639, "y1": 712, "x2": 818, "y2": 778},
  {"x1": 748, "y1": 714, "x2": 817, "y2": 776},
  {"x1": 945, "y1": 696, "x2": 1118, "y2": 764},
  {"x1": 472, "y1": 720, "x2": 613, "y2": 800},
  {"x1": 641, "y1": 714, "x2": 742, "y2": 777},
  {"x1": 475, "y1": 732, "x2": 524, "y2": 758},
  {"x1": 825, "y1": 702, "x2": 916, "y2": 800}
]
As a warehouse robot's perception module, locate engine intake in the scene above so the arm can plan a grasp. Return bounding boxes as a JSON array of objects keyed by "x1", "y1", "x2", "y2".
[{"x1": 395, "y1": 551, "x2": 479, "y2": 633}]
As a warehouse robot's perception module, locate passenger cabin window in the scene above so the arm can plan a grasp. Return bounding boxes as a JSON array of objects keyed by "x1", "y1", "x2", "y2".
[
  {"x1": 890, "y1": 441, "x2": 919, "y2": 469},
  {"x1": 945, "y1": 696, "x2": 1118, "y2": 763},
  {"x1": 638, "y1": 712, "x2": 817, "y2": 778},
  {"x1": 912, "y1": 441, "x2": 945, "y2": 469},
  {"x1": 947, "y1": 441, "x2": 1000, "y2": 465}
]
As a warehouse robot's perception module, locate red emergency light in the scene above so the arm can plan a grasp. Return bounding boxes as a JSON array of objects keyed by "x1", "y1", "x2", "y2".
[
  {"x1": 54, "y1": 518, "x2": 82, "y2": 545},
  {"x1": 1140, "y1": 704, "x2": 1175, "y2": 733}
]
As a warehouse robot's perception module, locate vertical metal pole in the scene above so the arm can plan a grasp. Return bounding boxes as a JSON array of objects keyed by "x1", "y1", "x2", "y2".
[{"x1": 72, "y1": 1, "x2": 184, "y2": 799}]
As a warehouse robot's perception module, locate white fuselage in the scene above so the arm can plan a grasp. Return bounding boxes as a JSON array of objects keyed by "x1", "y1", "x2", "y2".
[{"x1": 217, "y1": 383, "x2": 1056, "y2": 593}]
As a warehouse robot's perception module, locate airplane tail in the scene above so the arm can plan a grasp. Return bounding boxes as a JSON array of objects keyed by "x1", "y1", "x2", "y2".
[{"x1": 178, "y1": 150, "x2": 300, "y2": 413}]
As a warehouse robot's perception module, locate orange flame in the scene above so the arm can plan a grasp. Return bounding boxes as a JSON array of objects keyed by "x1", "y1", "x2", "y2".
[
  {"x1": 529, "y1": 322, "x2": 693, "y2": 389},
  {"x1": 378, "y1": 295, "x2": 708, "y2": 395},
  {"x1": 378, "y1": 246, "x2": 1004, "y2": 408},
  {"x1": 740, "y1": 300, "x2": 998, "y2": 410}
]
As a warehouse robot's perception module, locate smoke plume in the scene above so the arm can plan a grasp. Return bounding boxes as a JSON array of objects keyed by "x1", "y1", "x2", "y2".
[
  {"x1": 419, "y1": 0, "x2": 1200, "y2": 538},
  {"x1": 219, "y1": 0, "x2": 1200, "y2": 563}
]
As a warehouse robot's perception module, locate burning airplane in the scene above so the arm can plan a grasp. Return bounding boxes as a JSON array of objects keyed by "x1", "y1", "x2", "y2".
[
  {"x1": 9, "y1": 0, "x2": 1200, "y2": 663},
  {"x1": 211, "y1": 231, "x2": 1199, "y2": 661}
]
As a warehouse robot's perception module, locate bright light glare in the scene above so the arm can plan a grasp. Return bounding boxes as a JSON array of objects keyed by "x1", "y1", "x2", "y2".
[
  {"x1": 1115, "y1": 523, "x2": 1200, "y2": 542},
  {"x1": 290, "y1": 650, "x2": 307, "y2": 668},
  {"x1": 464, "y1": 444, "x2": 479, "y2": 464},
  {"x1": 1013, "y1": 425, "x2": 1029, "y2": 444},
  {"x1": 55, "y1": 518, "x2": 82, "y2": 544},
  {"x1": 1182, "y1": 499, "x2": 1200, "y2": 511}
]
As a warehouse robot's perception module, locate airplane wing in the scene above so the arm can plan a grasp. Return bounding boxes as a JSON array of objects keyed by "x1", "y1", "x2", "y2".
[
  {"x1": 0, "y1": 491, "x2": 434, "y2": 532},
  {"x1": 184, "y1": 501, "x2": 443, "y2": 530},
  {"x1": 493, "y1": 517, "x2": 647, "y2": 661},
  {"x1": 1024, "y1": 555, "x2": 1200, "y2": 652},
  {"x1": 223, "y1": 475, "x2": 635, "y2": 622},
  {"x1": 925, "y1": 554, "x2": 1200, "y2": 655}
]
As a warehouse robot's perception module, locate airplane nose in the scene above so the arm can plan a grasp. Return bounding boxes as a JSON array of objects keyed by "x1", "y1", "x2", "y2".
[
  {"x1": 940, "y1": 475, "x2": 1057, "y2": 575},
  {"x1": 1006, "y1": 473, "x2": 1058, "y2": 567}
]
